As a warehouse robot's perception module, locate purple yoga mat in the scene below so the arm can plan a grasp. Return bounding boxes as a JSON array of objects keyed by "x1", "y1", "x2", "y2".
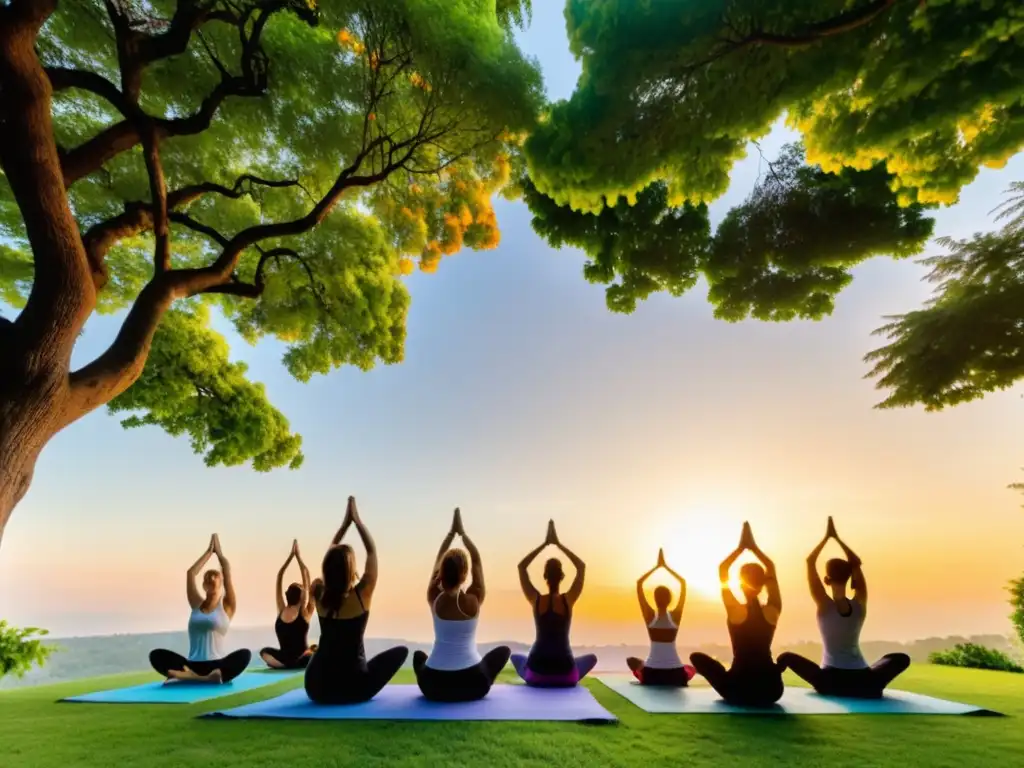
[{"x1": 201, "y1": 683, "x2": 617, "y2": 722}]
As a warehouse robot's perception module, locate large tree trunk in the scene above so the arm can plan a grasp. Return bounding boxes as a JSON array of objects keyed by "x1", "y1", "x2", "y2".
[
  {"x1": 0, "y1": 2, "x2": 100, "y2": 548},
  {"x1": 0, "y1": 359, "x2": 70, "y2": 548}
]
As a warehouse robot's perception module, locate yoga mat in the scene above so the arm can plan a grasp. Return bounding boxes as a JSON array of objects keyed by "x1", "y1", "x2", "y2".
[
  {"x1": 203, "y1": 683, "x2": 617, "y2": 722},
  {"x1": 62, "y1": 670, "x2": 301, "y2": 704},
  {"x1": 595, "y1": 675, "x2": 1000, "y2": 716}
]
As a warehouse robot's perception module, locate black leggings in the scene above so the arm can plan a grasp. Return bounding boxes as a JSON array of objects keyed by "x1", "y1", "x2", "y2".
[
  {"x1": 304, "y1": 646, "x2": 409, "y2": 705},
  {"x1": 260, "y1": 647, "x2": 313, "y2": 670},
  {"x1": 413, "y1": 646, "x2": 511, "y2": 703},
  {"x1": 690, "y1": 652, "x2": 784, "y2": 707},
  {"x1": 778, "y1": 652, "x2": 911, "y2": 698},
  {"x1": 149, "y1": 648, "x2": 251, "y2": 683}
]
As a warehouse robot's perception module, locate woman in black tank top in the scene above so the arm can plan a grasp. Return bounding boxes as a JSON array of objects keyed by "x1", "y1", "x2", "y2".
[
  {"x1": 690, "y1": 522, "x2": 785, "y2": 707},
  {"x1": 510, "y1": 521, "x2": 598, "y2": 687},
  {"x1": 304, "y1": 497, "x2": 408, "y2": 704},
  {"x1": 260, "y1": 539, "x2": 316, "y2": 669}
]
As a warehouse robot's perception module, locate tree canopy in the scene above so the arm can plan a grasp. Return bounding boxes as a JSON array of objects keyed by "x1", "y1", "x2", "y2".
[
  {"x1": 0, "y1": 0, "x2": 542, "y2": 483},
  {"x1": 525, "y1": 0, "x2": 1023, "y2": 213},
  {"x1": 1, "y1": 0, "x2": 1023, "y2": 536},
  {"x1": 524, "y1": 143, "x2": 936, "y2": 319},
  {"x1": 518, "y1": 0, "x2": 1024, "y2": 478}
]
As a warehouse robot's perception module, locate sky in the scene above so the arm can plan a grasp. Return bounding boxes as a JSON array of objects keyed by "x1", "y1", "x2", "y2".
[{"x1": 1, "y1": 4, "x2": 1023, "y2": 649}]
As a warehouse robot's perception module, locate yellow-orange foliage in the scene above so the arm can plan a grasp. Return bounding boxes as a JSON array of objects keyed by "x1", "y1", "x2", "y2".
[
  {"x1": 336, "y1": 27, "x2": 366, "y2": 56},
  {"x1": 409, "y1": 72, "x2": 433, "y2": 92},
  {"x1": 378, "y1": 155, "x2": 511, "y2": 276}
]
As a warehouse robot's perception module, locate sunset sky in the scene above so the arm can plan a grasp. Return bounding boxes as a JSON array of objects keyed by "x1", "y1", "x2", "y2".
[{"x1": 1, "y1": 4, "x2": 1023, "y2": 650}]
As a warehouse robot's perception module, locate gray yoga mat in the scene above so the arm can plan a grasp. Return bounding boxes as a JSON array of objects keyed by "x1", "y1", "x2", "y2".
[
  {"x1": 594, "y1": 674, "x2": 1001, "y2": 716},
  {"x1": 203, "y1": 683, "x2": 617, "y2": 722}
]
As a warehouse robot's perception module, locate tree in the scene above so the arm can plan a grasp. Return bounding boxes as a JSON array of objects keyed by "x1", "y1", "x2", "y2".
[
  {"x1": 522, "y1": 143, "x2": 935, "y2": 318},
  {"x1": 0, "y1": 621, "x2": 54, "y2": 679},
  {"x1": 1010, "y1": 570, "x2": 1024, "y2": 648},
  {"x1": 0, "y1": 0, "x2": 542, "y2": 545},
  {"x1": 527, "y1": 0, "x2": 1022, "y2": 212},
  {"x1": 866, "y1": 182, "x2": 1024, "y2": 412}
]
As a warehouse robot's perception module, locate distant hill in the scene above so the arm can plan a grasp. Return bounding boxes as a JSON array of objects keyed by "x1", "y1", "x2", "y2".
[{"x1": 1, "y1": 628, "x2": 1019, "y2": 689}]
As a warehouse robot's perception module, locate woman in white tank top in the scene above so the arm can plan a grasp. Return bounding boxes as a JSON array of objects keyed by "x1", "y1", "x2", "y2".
[
  {"x1": 626, "y1": 549, "x2": 696, "y2": 686},
  {"x1": 778, "y1": 517, "x2": 910, "y2": 698},
  {"x1": 413, "y1": 509, "x2": 511, "y2": 702}
]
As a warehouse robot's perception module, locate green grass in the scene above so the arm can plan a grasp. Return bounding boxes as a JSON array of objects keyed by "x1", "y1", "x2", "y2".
[{"x1": 0, "y1": 665, "x2": 1021, "y2": 767}]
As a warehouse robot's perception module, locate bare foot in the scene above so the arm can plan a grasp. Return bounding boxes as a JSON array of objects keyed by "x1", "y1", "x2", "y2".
[
  {"x1": 167, "y1": 666, "x2": 202, "y2": 682},
  {"x1": 203, "y1": 668, "x2": 223, "y2": 684},
  {"x1": 262, "y1": 653, "x2": 284, "y2": 670}
]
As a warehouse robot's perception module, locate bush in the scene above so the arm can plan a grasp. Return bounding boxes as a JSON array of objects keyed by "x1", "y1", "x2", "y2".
[
  {"x1": 929, "y1": 642, "x2": 1023, "y2": 673},
  {"x1": 0, "y1": 621, "x2": 55, "y2": 679}
]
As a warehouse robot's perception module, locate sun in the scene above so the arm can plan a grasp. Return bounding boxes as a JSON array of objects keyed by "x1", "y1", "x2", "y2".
[{"x1": 654, "y1": 511, "x2": 755, "y2": 599}]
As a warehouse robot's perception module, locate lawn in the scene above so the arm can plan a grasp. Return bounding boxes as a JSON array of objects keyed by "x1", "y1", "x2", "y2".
[{"x1": 1, "y1": 665, "x2": 1021, "y2": 767}]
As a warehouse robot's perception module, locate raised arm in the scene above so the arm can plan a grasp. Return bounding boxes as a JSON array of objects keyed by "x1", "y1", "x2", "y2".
[
  {"x1": 186, "y1": 537, "x2": 215, "y2": 609},
  {"x1": 428, "y1": 512, "x2": 459, "y2": 604},
  {"x1": 806, "y1": 525, "x2": 831, "y2": 607},
  {"x1": 555, "y1": 532, "x2": 586, "y2": 606},
  {"x1": 349, "y1": 498, "x2": 378, "y2": 598},
  {"x1": 835, "y1": 534, "x2": 866, "y2": 607},
  {"x1": 517, "y1": 541, "x2": 546, "y2": 604},
  {"x1": 719, "y1": 542, "x2": 745, "y2": 612},
  {"x1": 294, "y1": 544, "x2": 314, "y2": 620},
  {"x1": 664, "y1": 560, "x2": 688, "y2": 625},
  {"x1": 276, "y1": 544, "x2": 297, "y2": 615},
  {"x1": 636, "y1": 563, "x2": 658, "y2": 624},
  {"x1": 212, "y1": 534, "x2": 237, "y2": 619},
  {"x1": 748, "y1": 531, "x2": 781, "y2": 620},
  {"x1": 455, "y1": 510, "x2": 486, "y2": 603}
]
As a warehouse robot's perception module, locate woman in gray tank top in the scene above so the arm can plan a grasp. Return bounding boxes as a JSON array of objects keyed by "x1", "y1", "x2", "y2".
[
  {"x1": 149, "y1": 534, "x2": 252, "y2": 683},
  {"x1": 778, "y1": 517, "x2": 910, "y2": 698}
]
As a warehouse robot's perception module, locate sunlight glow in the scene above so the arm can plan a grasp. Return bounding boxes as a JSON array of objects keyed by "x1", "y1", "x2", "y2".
[{"x1": 657, "y1": 507, "x2": 762, "y2": 599}]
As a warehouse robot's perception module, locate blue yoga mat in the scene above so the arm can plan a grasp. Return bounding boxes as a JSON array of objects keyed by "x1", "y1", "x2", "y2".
[
  {"x1": 62, "y1": 670, "x2": 300, "y2": 704},
  {"x1": 203, "y1": 683, "x2": 617, "y2": 722},
  {"x1": 595, "y1": 674, "x2": 1001, "y2": 716}
]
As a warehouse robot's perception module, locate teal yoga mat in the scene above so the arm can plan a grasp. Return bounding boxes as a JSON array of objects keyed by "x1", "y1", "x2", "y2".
[
  {"x1": 594, "y1": 674, "x2": 1001, "y2": 716},
  {"x1": 61, "y1": 670, "x2": 300, "y2": 704}
]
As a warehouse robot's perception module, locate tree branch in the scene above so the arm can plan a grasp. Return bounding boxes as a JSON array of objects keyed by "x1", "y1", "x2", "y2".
[
  {"x1": 208, "y1": 134, "x2": 395, "y2": 273},
  {"x1": 746, "y1": 0, "x2": 902, "y2": 47},
  {"x1": 140, "y1": 126, "x2": 171, "y2": 273},
  {"x1": 67, "y1": 265, "x2": 235, "y2": 417},
  {"x1": 60, "y1": 122, "x2": 140, "y2": 187},
  {"x1": 664, "y1": 0, "x2": 904, "y2": 85},
  {"x1": 60, "y1": 0, "x2": 294, "y2": 187},
  {"x1": 79, "y1": 174, "x2": 306, "y2": 288},
  {"x1": 45, "y1": 67, "x2": 130, "y2": 115},
  {"x1": 4, "y1": 0, "x2": 58, "y2": 31}
]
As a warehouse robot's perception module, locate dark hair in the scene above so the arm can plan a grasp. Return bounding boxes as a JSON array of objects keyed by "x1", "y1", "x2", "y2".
[
  {"x1": 285, "y1": 582, "x2": 303, "y2": 606},
  {"x1": 653, "y1": 585, "x2": 672, "y2": 609},
  {"x1": 739, "y1": 562, "x2": 766, "y2": 593},
  {"x1": 543, "y1": 557, "x2": 564, "y2": 586},
  {"x1": 825, "y1": 558, "x2": 853, "y2": 585},
  {"x1": 439, "y1": 548, "x2": 469, "y2": 590},
  {"x1": 319, "y1": 544, "x2": 357, "y2": 616}
]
